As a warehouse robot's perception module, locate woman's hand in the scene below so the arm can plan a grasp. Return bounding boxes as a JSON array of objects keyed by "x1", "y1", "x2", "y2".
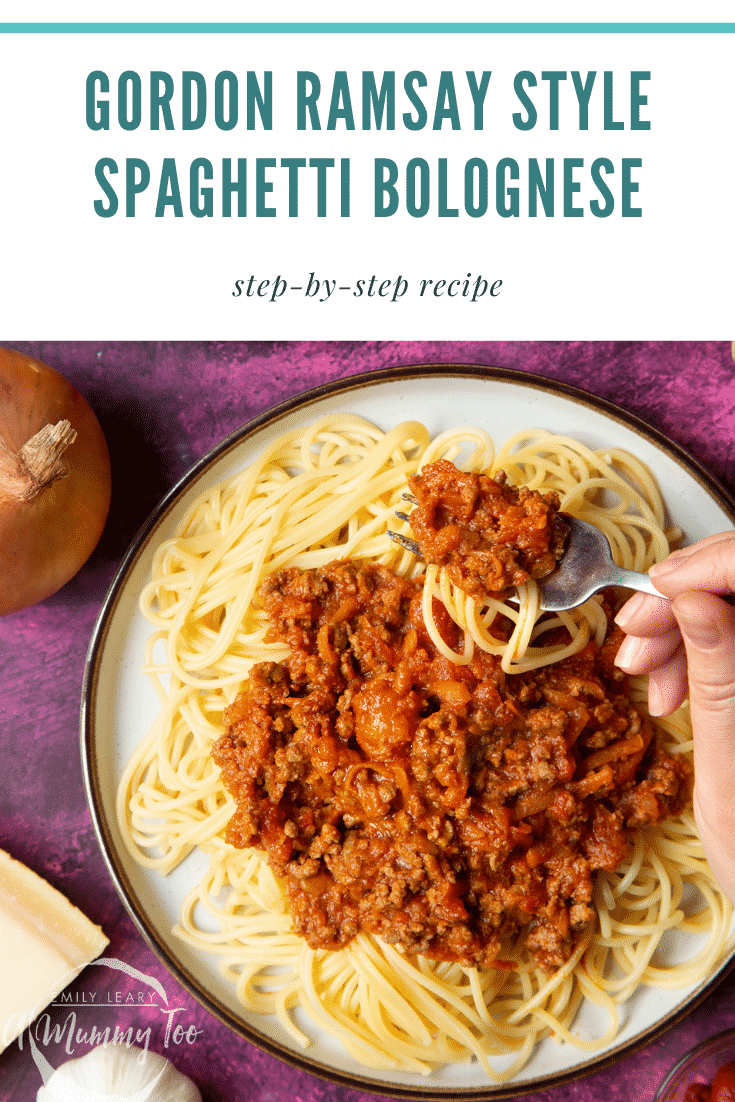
[{"x1": 614, "y1": 532, "x2": 735, "y2": 905}]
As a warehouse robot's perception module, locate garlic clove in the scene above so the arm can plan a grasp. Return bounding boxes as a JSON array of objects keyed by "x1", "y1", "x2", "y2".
[{"x1": 36, "y1": 1044, "x2": 202, "y2": 1102}]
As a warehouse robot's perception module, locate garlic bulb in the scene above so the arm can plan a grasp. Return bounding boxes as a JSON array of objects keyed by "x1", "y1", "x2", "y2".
[{"x1": 36, "y1": 1044, "x2": 202, "y2": 1102}]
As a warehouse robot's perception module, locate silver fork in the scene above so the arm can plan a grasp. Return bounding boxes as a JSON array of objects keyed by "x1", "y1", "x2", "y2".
[{"x1": 387, "y1": 513, "x2": 667, "y2": 613}]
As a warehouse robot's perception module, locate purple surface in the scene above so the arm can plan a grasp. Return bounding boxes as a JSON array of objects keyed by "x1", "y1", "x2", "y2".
[{"x1": 1, "y1": 341, "x2": 734, "y2": 1102}]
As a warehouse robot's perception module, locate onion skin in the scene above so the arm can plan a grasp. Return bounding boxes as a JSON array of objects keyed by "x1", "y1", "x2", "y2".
[{"x1": 0, "y1": 347, "x2": 111, "y2": 616}]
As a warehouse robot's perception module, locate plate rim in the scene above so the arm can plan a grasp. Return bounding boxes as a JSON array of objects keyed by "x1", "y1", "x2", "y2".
[{"x1": 81, "y1": 363, "x2": 735, "y2": 1100}]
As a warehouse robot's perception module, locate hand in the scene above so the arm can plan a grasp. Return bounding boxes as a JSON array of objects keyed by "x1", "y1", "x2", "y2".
[{"x1": 614, "y1": 532, "x2": 735, "y2": 905}]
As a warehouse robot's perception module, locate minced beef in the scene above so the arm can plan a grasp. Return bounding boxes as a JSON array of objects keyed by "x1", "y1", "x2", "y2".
[
  {"x1": 212, "y1": 559, "x2": 690, "y2": 973},
  {"x1": 406, "y1": 459, "x2": 568, "y2": 599}
]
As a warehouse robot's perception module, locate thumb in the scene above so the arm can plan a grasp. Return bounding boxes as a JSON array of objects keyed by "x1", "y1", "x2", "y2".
[
  {"x1": 650, "y1": 532, "x2": 735, "y2": 598},
  {"x1": 672, "y1": 591, "x2": 735, "y2": 740},
  {"x1": 671, "y1": 591, "x2": 735, "y2": 881}
]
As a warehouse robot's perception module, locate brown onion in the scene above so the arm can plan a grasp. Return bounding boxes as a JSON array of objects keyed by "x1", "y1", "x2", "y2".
[{"x1": 0, "y1": 347, "x2": 111, "y2": 615}]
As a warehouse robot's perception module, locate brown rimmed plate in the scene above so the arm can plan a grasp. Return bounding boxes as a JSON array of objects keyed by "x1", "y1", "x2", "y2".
[{"x1": 81, "y1": 365, "x2": 735, "y2": 1099}]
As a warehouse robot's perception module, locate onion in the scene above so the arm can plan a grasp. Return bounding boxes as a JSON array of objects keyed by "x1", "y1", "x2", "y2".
[{"x1": 0, "y1": 347, "x2": 111, "y2": 615}]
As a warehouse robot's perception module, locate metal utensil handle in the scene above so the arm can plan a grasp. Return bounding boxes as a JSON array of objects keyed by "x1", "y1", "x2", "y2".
[
  {"x1": 611, "y1": 566, "x2": 735, "y2": 605},
  {"x1": 609, "y1": 566, "x2": 669, "y2": 599}
]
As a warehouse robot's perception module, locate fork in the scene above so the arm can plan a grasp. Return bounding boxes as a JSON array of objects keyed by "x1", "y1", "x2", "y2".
[{"x1": 387, "y1": 512, "x2": 667, "y2": 613}]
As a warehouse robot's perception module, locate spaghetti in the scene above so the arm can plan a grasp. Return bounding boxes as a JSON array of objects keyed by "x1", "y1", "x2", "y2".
[{"x1": 117, "y1": 416, "x2": 733, "y2": 1082}]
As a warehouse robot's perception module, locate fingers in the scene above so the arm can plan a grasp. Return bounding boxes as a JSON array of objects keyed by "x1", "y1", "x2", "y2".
[
  {"x1": 614, "y1": 595, "x2": 683, "y2": 715},
  {"x1": 620, "y1": 589, "x2": 735, "y2": 725},
  {"x1": 645, "y1": 644, "x2": 688, "y2": 716},
  {"x1": 671, "y1": 590, "x2": 735, "y2": 902},
  {"x1": 649, "y1": 531, "x2": 735, "y2": 598},
  {"x1": 614, "y1": 540, "x2": 735, "y2": 905},
  {"x1": 615, "y1": 592, "x2": 677, "y2": 638},
  {"x1": 671, "y1": 591, "x2": 735, "y2": 754},
  {"x1": 615, "y1": 627, "x2": 688, "y2": 715},
  {"x1": 615, "y1": 531, "x2": 735, "y2": 633},
  {"x1": 615, "y1": 626, "x2": 682, "y2": 675}
]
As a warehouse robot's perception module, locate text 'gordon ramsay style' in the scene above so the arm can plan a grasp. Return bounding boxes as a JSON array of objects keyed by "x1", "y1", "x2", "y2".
[{"x1": 117, "y1": 417, "x2": 733, "y2": 1082}]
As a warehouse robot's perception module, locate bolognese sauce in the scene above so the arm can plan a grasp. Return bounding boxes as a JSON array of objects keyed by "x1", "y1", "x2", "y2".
[
  {"x1": 213, "y1": 559, "x2": 690, "y2": 973},
  {"x1": 406, "y1": 460, "x2": 568, "y2": 599}
]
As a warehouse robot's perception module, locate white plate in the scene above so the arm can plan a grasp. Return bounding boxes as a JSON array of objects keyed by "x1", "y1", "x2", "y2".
[{"x1": 82, "y1": 365, "x2": 735, "y2": 1099}]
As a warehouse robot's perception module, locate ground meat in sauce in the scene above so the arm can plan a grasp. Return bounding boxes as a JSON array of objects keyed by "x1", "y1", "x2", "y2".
[
  {"x1": 212, "y1": 559, "x2": 691, "y2": 973},
  {"x1": 406, "y1": 459, "x2": 568, "y2": 599}
]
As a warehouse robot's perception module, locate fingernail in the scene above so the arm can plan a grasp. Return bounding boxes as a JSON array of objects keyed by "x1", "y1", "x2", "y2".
[
  {"x1": 675, "y1": 604, "x2": 722, "y2": 650},
  {"x1": 615, "y1": 591, "x2": 646, "y2": 629},
  {"x1": 614, "y1": 634, "x2": 643, "y2": 670},
  {"x1": 648, "y1": 680, "x2": 664, "y2": 716}
]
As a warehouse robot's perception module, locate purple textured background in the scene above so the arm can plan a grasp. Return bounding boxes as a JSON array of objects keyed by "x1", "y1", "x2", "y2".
[{"x1": 1, "y1": 341, "x2": 734, "y2": 1102}]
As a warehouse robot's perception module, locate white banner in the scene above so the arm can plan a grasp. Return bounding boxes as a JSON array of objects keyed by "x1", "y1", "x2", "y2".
[{"x1": 0, "y1": 21, "x2": 732, "y2": 337}]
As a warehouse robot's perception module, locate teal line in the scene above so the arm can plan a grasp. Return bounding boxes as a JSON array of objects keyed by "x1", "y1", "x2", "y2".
[{"x1": 0, "y1": 21, "x2": 734, "y2": 33}]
